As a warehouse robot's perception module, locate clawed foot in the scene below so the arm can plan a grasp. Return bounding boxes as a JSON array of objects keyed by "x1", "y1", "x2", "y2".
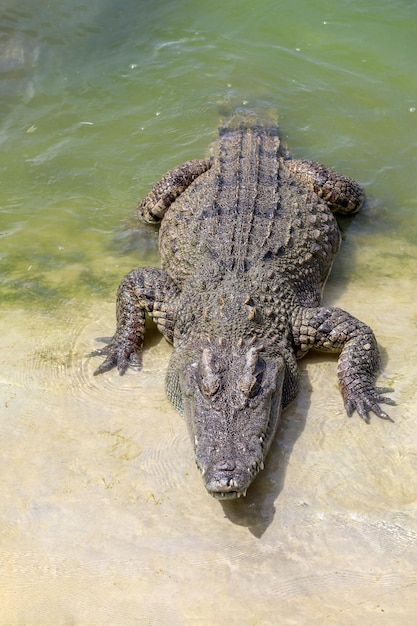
[
  {"x1": 343, "y1": 386, "x2": 395, "y2": 423},
  {"x1": 90, "y1": 337, "x2": 142, "y2": 376}
]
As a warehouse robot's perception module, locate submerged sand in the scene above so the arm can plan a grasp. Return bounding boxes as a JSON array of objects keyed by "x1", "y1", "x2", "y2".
[{"x1": 1, "y1": 237, "x2": 417, "y2": 625}]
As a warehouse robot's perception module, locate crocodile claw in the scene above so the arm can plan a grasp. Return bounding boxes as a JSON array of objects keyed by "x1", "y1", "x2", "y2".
[
  {"x1": 91, "y1": 340, "x2": 141, "y2": 376},
  {"x1": 344, "y1": 386, "x2": 395, "y2": 423}
]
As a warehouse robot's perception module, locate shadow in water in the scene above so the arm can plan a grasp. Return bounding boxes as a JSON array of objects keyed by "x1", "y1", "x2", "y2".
[{"x1": 220, "y1": 372, "x2": 311, "y2": 538}]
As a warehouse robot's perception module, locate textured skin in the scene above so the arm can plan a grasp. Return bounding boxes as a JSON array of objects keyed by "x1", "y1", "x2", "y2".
[{"x1": 94, "y1": 112, "x2": 393, "y2": 499}]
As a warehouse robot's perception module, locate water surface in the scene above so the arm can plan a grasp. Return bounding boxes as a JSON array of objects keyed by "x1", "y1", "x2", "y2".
[{"x1": 1, "y1": 0, "x2": 417, "y2": 623}]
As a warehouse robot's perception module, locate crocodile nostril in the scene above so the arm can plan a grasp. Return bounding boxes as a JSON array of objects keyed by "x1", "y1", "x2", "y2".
[{"x1": 215, "y1": 460, "x2": 236, "y2": 472}]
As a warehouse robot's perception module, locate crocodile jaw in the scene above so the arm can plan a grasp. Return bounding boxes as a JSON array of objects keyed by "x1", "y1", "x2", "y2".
[
  {"x1": 201, "y1": 457, "x2": 266, "y2": 500},
  {"x1": 181, "y1": 353, "x2": 285, "y2": 500}
]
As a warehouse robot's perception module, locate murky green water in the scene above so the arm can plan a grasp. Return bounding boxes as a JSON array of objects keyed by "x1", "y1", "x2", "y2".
[
  {"x1": 1, "y1": 0, "x2": 416, "y2": 307},
  {"x1": 1, "y1": 1, "x2": 417, "y2": 624}
]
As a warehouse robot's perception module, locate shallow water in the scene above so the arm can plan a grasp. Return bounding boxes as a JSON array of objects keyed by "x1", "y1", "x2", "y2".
[{"x1": 1, "y1": 0, "x2": 417, "y2": 623}]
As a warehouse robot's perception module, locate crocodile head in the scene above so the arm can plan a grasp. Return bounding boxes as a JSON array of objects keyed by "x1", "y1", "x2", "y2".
[{"x1": 176, "y1": 342, "x2": 285, "y2": 499}]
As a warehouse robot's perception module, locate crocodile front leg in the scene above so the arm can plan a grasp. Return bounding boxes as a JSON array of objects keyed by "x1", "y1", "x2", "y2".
[
  {"x1": 93, "y1": 267, "x2": 179, "y2": 375},
  {"x1": 292, "y1": 306, "x2": 394, "y2": 421},
  {"x1": 285, "y1": 158, "x2": 364, "y2": 214},
  {"x1": 138, "y1": 159, "x2": 211, "y2": 223}
]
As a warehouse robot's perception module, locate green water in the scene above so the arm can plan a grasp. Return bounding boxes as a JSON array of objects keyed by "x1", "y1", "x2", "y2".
[
  {"x1": 1, "y1": 0, "x2": 416, "y2": 308},
  {"x1": 2, "y1": 2, "x2": 417, "y2": 623}
]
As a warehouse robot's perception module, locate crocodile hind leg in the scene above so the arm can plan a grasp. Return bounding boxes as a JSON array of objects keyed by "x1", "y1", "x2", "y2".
[
  {"x1": 291, "y1": 305, "x2": 394, "y2": 422},
  {"x1": 138, "y1": 159, "x2": 211, "y2": 223},
  {"x1": 93, "y1": 267, "x2": 179, "y2": 375},
  {"x1": 285, "y1": 158, "x2": 364, "y2": 214}
]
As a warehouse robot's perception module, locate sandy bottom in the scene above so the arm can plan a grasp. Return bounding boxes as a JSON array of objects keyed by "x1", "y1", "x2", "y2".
[{"x1": 1, "y1": 245, "x2": 417, "y2": 625}]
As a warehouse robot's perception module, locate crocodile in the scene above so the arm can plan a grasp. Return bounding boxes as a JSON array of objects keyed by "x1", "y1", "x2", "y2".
[{"x1": 93, "y1": 110, "x2": 393, "y2": 500}]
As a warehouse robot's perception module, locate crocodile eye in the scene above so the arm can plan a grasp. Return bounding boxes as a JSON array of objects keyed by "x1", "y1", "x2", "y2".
[
  {"x1": 200, "y1": 348, "x2": 221, "y2": 397},
  {"x1": 238, "y1": 347, "x2": 266, "y2": 398},
  {"x1": 238, "y1": 372, "x2": 260, "y2": 397},
  {"x1": 201, "y1": 373, "x2": 221, "y2": 397}
]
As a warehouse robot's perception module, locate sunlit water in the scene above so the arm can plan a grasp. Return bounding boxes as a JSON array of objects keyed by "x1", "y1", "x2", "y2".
[{"x1": 1, "y1": 0, "x2": 417, "y2": 623}]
